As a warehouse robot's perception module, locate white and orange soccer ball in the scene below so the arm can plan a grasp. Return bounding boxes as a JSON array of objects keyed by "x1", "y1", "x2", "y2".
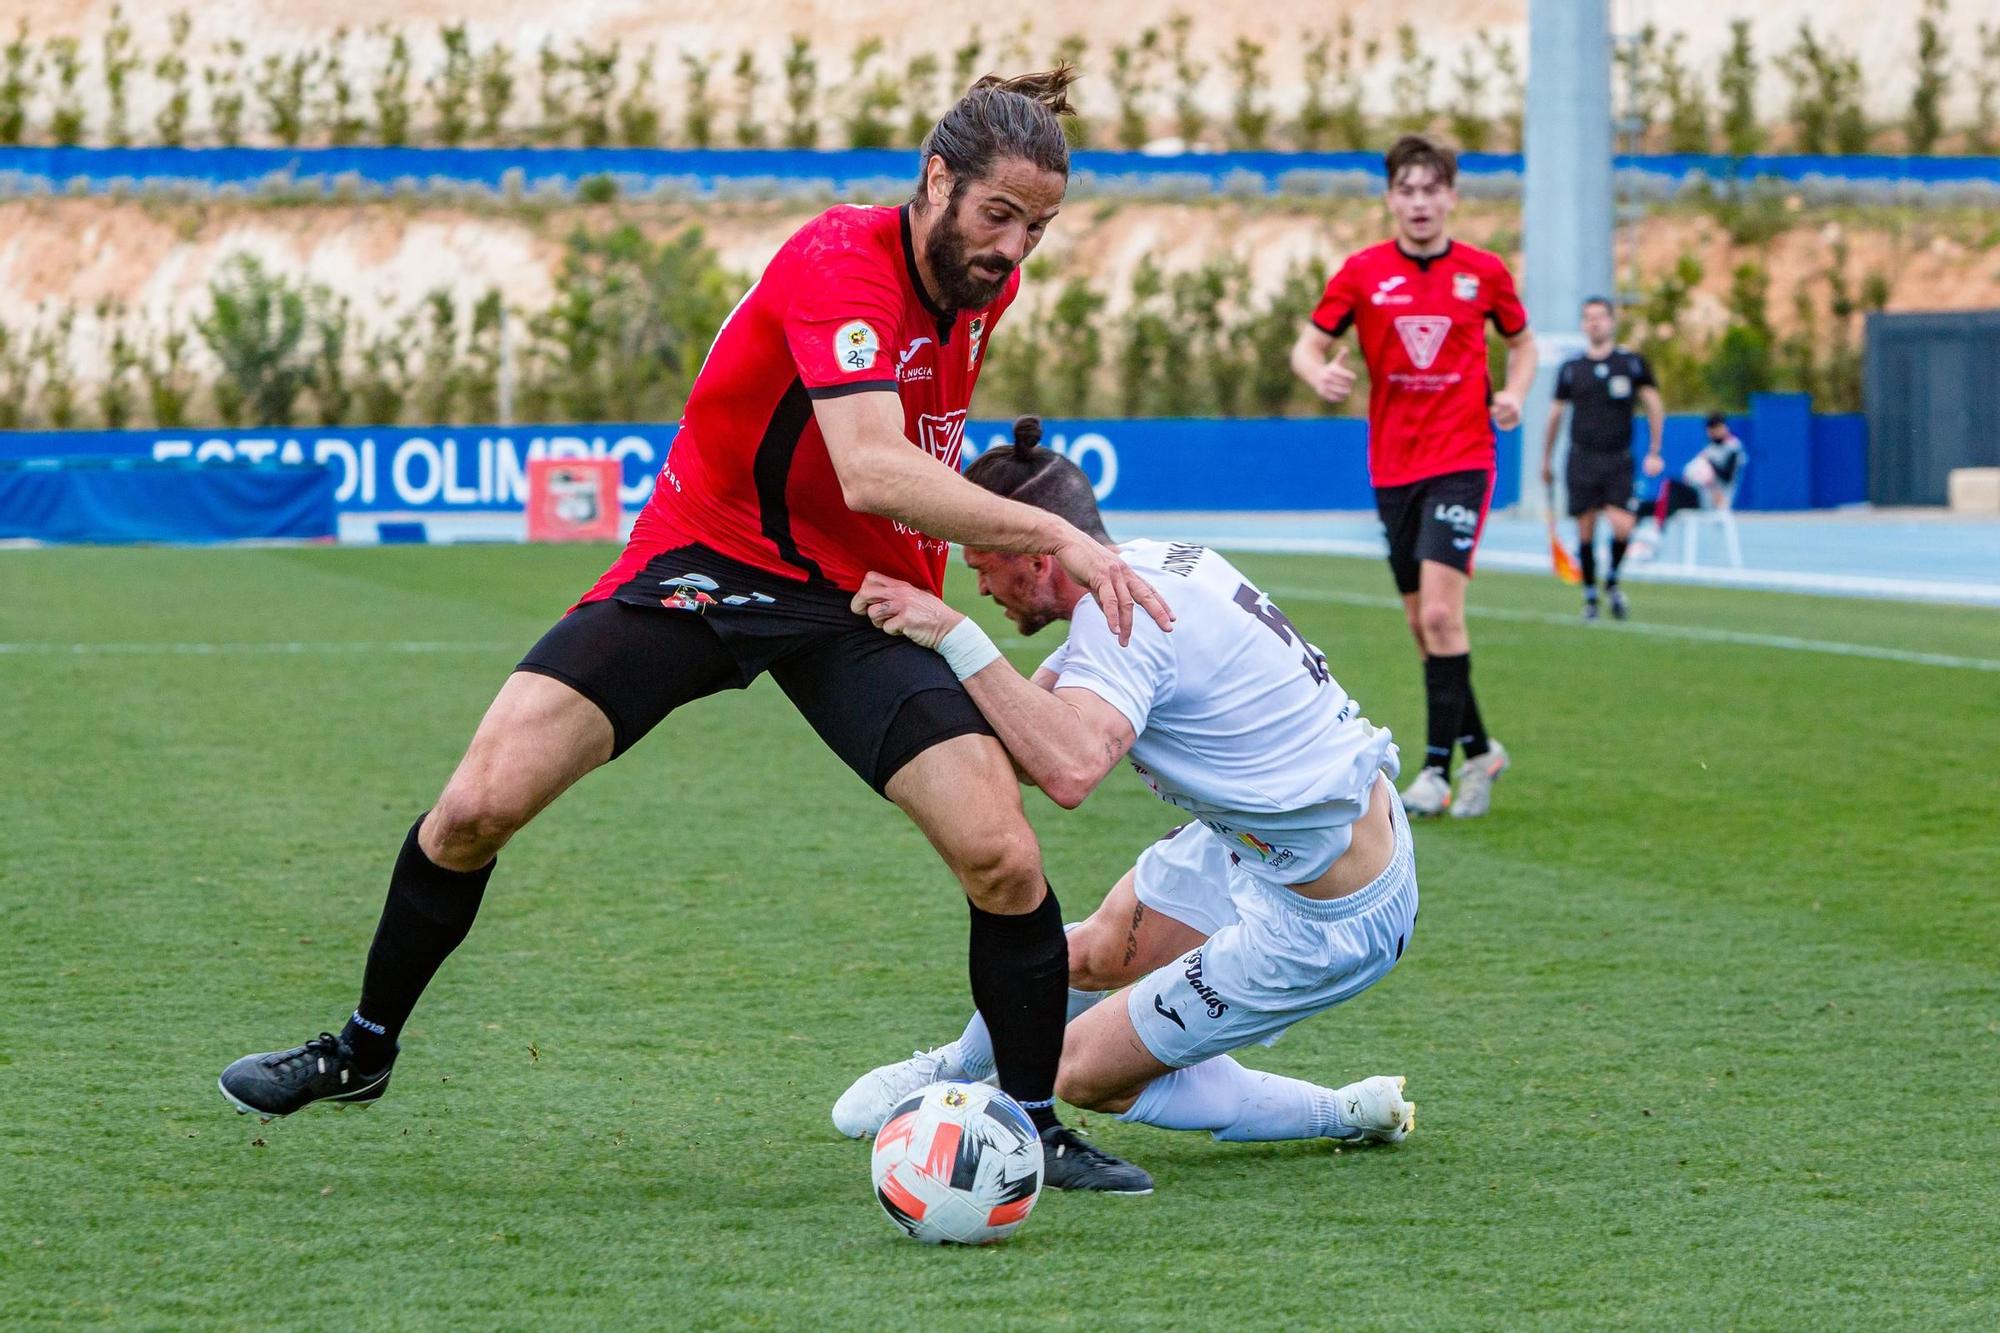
[{"x1": 869, "y1": 1081, "x2": 1044, "y2": 1245}]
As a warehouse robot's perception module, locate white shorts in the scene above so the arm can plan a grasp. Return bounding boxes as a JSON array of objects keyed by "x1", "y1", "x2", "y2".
[{"x1": 1125, "y1": 800, "x2": 1418, "y2": 1069}]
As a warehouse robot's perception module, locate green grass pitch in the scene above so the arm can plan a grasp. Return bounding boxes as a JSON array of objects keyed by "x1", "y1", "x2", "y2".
[{"x1": 2, "y1": 543, "x2": 1996, "y2": 1329}]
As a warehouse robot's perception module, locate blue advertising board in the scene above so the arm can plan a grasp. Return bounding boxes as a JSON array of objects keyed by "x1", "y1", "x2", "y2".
[
  {"x1": 0, "y1": 406, "x2": 1869, "y2": 521},
  {"x1": 0, "y1": 418, "x2": 1528, "y2": 517}
]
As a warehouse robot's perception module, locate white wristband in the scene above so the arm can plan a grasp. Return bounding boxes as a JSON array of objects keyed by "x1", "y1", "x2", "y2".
[{"x1": 936, "y1": 617, "x2": 1002, "y2": 681}]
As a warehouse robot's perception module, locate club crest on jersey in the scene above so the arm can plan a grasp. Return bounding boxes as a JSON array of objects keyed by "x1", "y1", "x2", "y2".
[
  {"x1": 917, "y1": 409, "x2": 968, "y2": 467},
  {"x1": 1453, "y1": 272, "x2": 1480, "y2": 302},
  {"x1": 966, "y1": 315, "x2": 986, "y2": 369},
  {"x1": 835, "y1": 320, "x2": 880, "y2": 372},
  {"x1": 1393, "y1": 315, "x2": 1452, "y2": 370}
]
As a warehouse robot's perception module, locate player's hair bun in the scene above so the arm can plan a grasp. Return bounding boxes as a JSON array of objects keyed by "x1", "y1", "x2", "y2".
[
  {"x1": 1010, "y1": 415, "x2": 1043, "y2": 457},
  {"x1": 972, "y1": 66, "x2": 1078, "y2": 117}
]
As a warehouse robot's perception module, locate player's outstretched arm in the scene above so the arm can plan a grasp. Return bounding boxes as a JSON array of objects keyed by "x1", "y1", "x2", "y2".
[
  {"x1": 852, "y1": 573, "x2": 1135, "y2": 809},
  {"x1": 816, "y1": 391, "x2": 1171, "y2": 645}
]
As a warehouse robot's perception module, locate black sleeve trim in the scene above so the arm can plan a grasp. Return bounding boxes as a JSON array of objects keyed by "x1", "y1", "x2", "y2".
[
  {"x1": 805, "y1": 378, "x2": 900, "y2": 400},
  {"x1": 1486, "y1": 312, "x2": 1527, "y2": 338},
  {"x1": 1314, "y1": 314, "x2": 1354, "y2": 338}
]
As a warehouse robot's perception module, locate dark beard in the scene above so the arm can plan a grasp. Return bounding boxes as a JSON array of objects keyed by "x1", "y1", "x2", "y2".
[
  {"x1": 925, "y1": 205, "x2": 1013, "y2": 311},
  {"x1": 1010, "y1": 607, "x2": 1056, "y2": 636}
]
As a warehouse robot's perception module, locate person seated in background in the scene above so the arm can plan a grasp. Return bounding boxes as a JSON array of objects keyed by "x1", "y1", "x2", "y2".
[{"x1": 1627, "y1": 412, "x2": 1746, "y2": 560}]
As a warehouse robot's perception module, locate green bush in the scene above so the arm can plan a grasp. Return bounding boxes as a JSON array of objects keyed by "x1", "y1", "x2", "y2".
[
  {"x1": 1715, "y1": 21, "x2": 1762, "y2": 158},
  {"x1": 1167, "y1": 12, "x2": 1206, "y2": 146},
  {"x1": 1107, "y1": 30, "x2": 1159, "y2": 151},
  {"x1": 0, "y1": 22, "x2": 34, "y2": 147},
  {"x1": 152, "y1": 13, "x2": 193, "y2": 146},
  {"x1": 782, "y1": 35, "x2": 818, "y2": 149},
  {"x1": 1906, "y1": 0, "x2": 1951, "y2": 154},
  {"x1": 47, "y1": 35, "x2": 86, "y2": 145},
  {"x1": 1228, "y1": 39, "x2": 1272, "y2": 150},
  {"x1": 100, "y1": 5, "x2": 140, "y2": 146},
  {"x1": 196, "y1": 254, "x2": 322, "y2": 427},
  {"x1": 841, "y1": 38, "x2": 898, "y2": 149},
  {"x1": 431, "y1": 24, "x2": 477, "y2": 147}
]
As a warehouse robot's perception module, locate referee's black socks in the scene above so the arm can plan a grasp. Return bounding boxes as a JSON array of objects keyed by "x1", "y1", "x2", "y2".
[
  {"x1": 342, "y1": 814, "x2": 493, "y2": 1067},
  {"x1": 967, "y1": 884, "x2": 1068, "y2": 1133}
]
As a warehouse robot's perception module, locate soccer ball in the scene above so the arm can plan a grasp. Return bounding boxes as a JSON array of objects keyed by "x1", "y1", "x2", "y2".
[{"x1": 869, "y1": 1081, "x2": 1044, "y2": 1245}]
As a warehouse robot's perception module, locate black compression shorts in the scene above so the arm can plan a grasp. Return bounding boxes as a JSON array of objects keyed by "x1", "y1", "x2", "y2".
[{"x1": 516, "y1": 543, "x2": 994, "y2": 795}]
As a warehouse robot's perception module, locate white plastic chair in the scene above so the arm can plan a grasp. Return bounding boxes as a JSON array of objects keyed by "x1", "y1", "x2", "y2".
[{"x1": 1679, "y1": 462, "x2": 1744, "y2": 570}]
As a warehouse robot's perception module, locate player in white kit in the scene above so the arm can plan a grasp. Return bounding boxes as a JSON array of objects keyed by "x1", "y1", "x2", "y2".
[{"x1": 837, "y1": 420, "x2": 1419, "y2": 1154}]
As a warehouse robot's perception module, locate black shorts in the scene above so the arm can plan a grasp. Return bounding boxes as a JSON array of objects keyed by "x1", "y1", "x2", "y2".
[
  {"x1": 1372, "y1": 468, "x2": 1494, "y2": 595},
  {"x1": 516, "y1": 544, "x2": 994, "y2": 796},
  {"x1": 1567, "y1": 451, "x2": 1635, "y2": 517}
]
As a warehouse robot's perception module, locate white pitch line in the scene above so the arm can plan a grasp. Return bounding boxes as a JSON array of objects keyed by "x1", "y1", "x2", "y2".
[
  {"x1": 0, "y1": 640, "x2": 516, "y2": 657},
  {"x1": 1194, "y1": 534, "x2": 2000, "y2": 608},
  {"x1": 1264, "y1": 585, "x2": 2000, "y2": 673}
]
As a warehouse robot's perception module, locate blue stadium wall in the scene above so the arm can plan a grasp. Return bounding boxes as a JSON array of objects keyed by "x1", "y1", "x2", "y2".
[{"x1": 0, "y1": 398, "x2": 1864, "y2": 522}]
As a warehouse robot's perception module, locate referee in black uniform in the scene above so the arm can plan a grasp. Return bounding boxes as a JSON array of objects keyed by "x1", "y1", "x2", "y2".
[{"x1": 1540, "y1": 296, "x2": 1664, "y2": 620}]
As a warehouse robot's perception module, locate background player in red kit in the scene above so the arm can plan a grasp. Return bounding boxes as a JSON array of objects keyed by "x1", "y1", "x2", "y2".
[
  {"x1": 219, "y1": 69, "x2": 1169, "y2": 1193},
  {"x1": 1288, "y1": 135, "x2": 1535, "y2": 820}
]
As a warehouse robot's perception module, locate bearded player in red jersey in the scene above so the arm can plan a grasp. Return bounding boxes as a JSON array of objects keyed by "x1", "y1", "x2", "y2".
[
  {"x1": 1289, "y1": 135, "x2": 1536, "y2": 820},
  {"x1": 219, "y1": 70, "x2": 1169, "y2": 1193}
]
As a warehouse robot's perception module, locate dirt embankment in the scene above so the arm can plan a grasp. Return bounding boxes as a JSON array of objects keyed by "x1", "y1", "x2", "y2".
[{"x1": 1, "y1": 194, "x2": 1994, "y2": 377}]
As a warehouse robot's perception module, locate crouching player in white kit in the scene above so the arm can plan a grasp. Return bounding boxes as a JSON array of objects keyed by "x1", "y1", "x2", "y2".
[{"x1": 839, "y1": 421, "x2": 1419, "y2": 1156}]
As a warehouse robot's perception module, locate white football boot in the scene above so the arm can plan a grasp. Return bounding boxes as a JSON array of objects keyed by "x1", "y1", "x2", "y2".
[
  {"x1": 1449, "y1": 740, "x2": 1510, "y2": 819},
  {"x1": 831, "y1": 1046, "x2": 958, "y2": 1139},
  {"x1": 1331, "y1": 1075, "x2": 1416, "y2": 1144},
  {"x1": 1399, "y1": 766, "x2": 1452, "y2": 817}
]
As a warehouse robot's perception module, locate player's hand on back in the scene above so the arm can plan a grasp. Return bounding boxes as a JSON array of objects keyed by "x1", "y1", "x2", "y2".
[
  {"x1": 852, "y1": 572, "x2": 962, "y2": 649},
  {"x1": 1315, "y1": 347, "x2": 1356, "y2": 404},
  {"x1": 1052, "y1": 532, "x2": 1174, "y2": 647},
  {"x1": 1490, "y1": 390, "x2": 1523, "y2": 431}
]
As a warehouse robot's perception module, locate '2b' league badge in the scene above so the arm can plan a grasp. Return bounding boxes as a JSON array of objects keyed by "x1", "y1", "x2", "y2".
[{"x1": 835, "y1": 320, "x2": 879, "y2": 373}]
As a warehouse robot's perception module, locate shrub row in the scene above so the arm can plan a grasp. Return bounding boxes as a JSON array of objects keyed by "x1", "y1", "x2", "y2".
[
  {"x1": 1, "y1": 7, "x2": 1996, "y2": 155},
  {"x1": 0, "y1": 219, "x2": 1891, "y2": 434}
]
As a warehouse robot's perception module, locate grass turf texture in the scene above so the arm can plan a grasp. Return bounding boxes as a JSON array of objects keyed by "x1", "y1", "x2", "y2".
[{"x1": 1, "y1": 543, "x2": 1995, "y2": 1329}]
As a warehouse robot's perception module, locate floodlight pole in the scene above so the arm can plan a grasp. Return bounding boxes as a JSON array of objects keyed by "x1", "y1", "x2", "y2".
[{"x1": 1520, "y1": 0, "x2": 1615, "y2": 516}]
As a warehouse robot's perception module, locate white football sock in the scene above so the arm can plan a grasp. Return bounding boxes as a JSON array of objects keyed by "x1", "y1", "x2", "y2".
[
  {"x1": 951, "y1": 987, "x2": 1107, "y2": 1083},
  {"x1": 1119, "y1": 1054, "x2": 1341, "y2": 1142}
]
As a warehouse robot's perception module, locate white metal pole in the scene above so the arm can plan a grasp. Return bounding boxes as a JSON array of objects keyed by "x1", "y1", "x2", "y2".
[{"x1": 1522, "y1": 0, "x2": 1615, "y2": 516}]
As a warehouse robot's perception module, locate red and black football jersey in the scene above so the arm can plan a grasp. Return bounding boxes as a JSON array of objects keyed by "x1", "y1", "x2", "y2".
[
  {"x1": 583, "y1": 204, "x2": 1016, "y2": 602},
  {"x1": 1310, "y1": 239, "x2": 1528, "y2": 488}
]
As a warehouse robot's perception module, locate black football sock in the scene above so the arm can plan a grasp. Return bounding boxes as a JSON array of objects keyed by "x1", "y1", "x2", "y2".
[
  {"x1": 1608, "y1": 537, "x2": 1630, "y2": 586},
  {"x1": 1423, "y1": 653, "x2": 1470, "y2": 774},
  {"x1": 1459, "y1": 671, "x2": 1491, "y2": 760},
  {"x1": 1578, "y1": 540, "x2": 1598, "y2": 590},
  {"x1": 967, "y1": 884, "x2": 1068, "y2": 1132},
  {"x1": 343, "y1": 815, "x2": 493, "y2": 1067}
]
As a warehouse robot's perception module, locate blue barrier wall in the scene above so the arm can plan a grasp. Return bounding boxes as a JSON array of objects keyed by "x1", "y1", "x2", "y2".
[
  {"x1": 0, "y1": 409, "x2": 1867, "y2": 518},
  {"x1": 3, "y1": 146, "x2": 1995, "y2": 196},
  {"x1": 1619, "y1": 395, "x2": 1867, "y2": 512},
  {"x1": 0, "y1": 459, "x2": 336, "y2": 543}
]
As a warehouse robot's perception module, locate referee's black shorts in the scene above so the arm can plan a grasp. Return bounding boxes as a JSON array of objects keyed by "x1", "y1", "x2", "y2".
[
  {"x1": 516, "y1": 543, "x2": 994, "y2": 795},
  {"x1": 1566, "y1": 450, "x2": 1635, "y2": 517}
]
